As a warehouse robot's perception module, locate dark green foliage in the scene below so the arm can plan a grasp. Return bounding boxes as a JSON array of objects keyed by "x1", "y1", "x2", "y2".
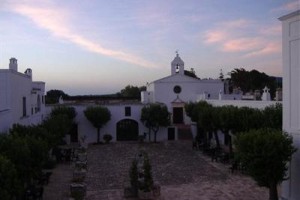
[
  {"x1": 50, "y1": 106, "x2": 77, "y2": 120},
  {"x1": 184, "y1": 68, "x2": 199, "y2": 79},
  {"x1": 129, "y1": 159, "x2": 138, "y2": 196},
  {"x1": 0, "y1": 108, "x2": 77, "y2": 198},
  {"x1": 140, "y1": 154, "x2": 153, "y2": 192},
  {"x1": 46, "y1": 89, "x2": 69, "y2": 104},
  {"x1": 235, "y1": 107, "x2": 263, "y2": 133},
  {"x1": 119, "y1": 85, "x2": 146, "y2": 99},
  {"x1": 262, "y1": 103, "x2": 282, "y2": 130},
  {"x1": 0, "y1": 155, "x2": 21, "y2": 200},
  {"x1": 42, "y1": 114, "x2": 73, "y2": 146},
  {"x1": 103, "y1": 134, "x2": 113, "y2": 143},
  {"x1": 229, "y1": 68, "x2": 281, "y2": 98},
  {"x1": 140, "y1": 103, "x2": 170, "y2": 142},
  {"x1": 84, "y1": 106, "x2": 111, "y2": 143},
  {"x1": 185, "y1": 101, "x2": 223, "y2": 148},
  {"x1": 235, "y1": 129, "x2": 296, "y2": 200}
]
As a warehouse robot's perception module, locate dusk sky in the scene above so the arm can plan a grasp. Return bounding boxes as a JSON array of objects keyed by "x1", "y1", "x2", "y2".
[{"x1": 0, "y1": 0, "x2": 299, "y2": 95}]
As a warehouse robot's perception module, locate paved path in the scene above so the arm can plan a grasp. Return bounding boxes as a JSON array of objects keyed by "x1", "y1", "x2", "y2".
[{"x1": 43, "y1": 163, "x2": 73, "y2": 200}]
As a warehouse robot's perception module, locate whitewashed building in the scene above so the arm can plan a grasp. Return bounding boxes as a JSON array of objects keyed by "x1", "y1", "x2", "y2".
[
  {"x1": 0, "y1": 58, "x2": 45, "y2": 133},
  {"x1": 48, "y1": 54, "x2": 226, "y2": 143},
  {"x1": 280, "y1": 10, "x2": 300, "y2": 200},
  {"x1": 142, "y1": 53, "x2": 224, "y2": 127},
  {"x1": 47, "y1": 53, "x2": 280, "y2": 144}
]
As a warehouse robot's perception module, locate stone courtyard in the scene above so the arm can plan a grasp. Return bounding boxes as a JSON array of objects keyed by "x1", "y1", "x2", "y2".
[
  {"x1": 43, "y1": 141, "x2": 269, "y2": 199},
  {"x1": 85, "y1": 141, "x2": 268, "y2": 200}
]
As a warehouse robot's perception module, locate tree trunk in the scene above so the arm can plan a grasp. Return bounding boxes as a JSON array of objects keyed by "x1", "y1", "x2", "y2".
[
  {"x1": 148, "y1": 127, "x2": 151, "y2": 142},
  {"x1": 213, "y1": 130, "x2": 220, "y2": 149},
  {"x1": 269, "y1": 182, "x2": 278, "y2": 200},
  {"x1": 97, "y1": 127, "x2": 100, "y2": 143}
]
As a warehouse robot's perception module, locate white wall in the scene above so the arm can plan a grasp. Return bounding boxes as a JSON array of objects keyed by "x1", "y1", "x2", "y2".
[
  {"x1": 206, "y1": 99, "x2": 280, "y2": 109},
  {"x1": 280, "y1": 10, "x2": 300, "y2": 200},
  {"x1": 46, "y1": 104, "x2": 171, "y2": 144},
  {"x1": 0, "y1": 64, "x2": 45, "y2": 133}
]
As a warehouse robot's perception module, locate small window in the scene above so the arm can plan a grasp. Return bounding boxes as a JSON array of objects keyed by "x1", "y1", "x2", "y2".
[
  {"x1": 125, "y1": 106, "x2": 131, "y2": 116},
  {"x1": 173, "y1": 85, "x2": 182, "y2": 94},
  {"x1": 22, "y1": 97, "x2": 27, "y2": 117},
  {"x1": 37, "y1": 95, "x2": 41, "y2": 112}
]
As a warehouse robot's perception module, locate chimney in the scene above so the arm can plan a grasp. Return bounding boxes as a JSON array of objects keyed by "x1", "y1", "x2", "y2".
[
  {"x1": 25, "y1": 68, "x2": 32, "y2": 79},
  {"x1": 9, "y1": 58, "x2": 18, "y2": 71}
]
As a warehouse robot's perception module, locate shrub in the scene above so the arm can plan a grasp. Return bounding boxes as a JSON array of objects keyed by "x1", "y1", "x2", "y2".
[{"x1": 129, "y1": 159, "x2": 138, "y2": 196}]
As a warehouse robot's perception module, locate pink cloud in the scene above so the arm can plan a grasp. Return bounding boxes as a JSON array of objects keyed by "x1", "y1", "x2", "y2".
[
  {"x1": 204, "y1": 30, "x2": 228, "y2": 43},
  {"x1": 244, "y1": 42, "x2": 281, "y2": 57},
  {"x1": 7, "y1": 1, "x2": 156, "y2": 69},
  {"x1": 203, "y1": 18, "x2": 281, "y2": 58},
  {"x1": 222, "y1": 37, "x2": 263, "y2": 52}
]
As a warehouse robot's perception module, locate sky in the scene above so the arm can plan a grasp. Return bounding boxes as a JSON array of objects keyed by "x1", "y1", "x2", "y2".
[{"x1": 0, "y1": 0, "x2": 299, "y2": 95}]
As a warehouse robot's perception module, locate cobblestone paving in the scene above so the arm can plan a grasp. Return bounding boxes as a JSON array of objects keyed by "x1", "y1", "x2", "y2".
[
  {"x1": 43, "y1": 163, "x2": 73, "y2": 200},
  {"x1": 86, "y1": 141, "x2": 268, "y2": 200}
]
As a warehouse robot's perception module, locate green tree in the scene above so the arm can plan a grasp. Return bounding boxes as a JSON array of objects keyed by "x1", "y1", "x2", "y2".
[
  {"x1": 84, "y1": 106, "x2": 111, "y2": 143},
  {"x1": 229, "y1": 68, "x2": 281, "y2": 98},
  {"x1": 119, "y1": 85, "x2": 146, "y2": 99},
  {"x1": 0, "y1": 134, "x2": 31, "y2": 192},
  {"x1": 141, "y1": 154, "x2": 153, "y2": 192},
  {"x1": 42, "y1": 114, "x2": 73, "y2": 146},
  {"x1": 140, "y1": 103, "x2": 170, "y2": 142},
  {"x1": 235, "y1": 129, "x2": 296, "y2": 200},
  {"x1": 185, "y1": 101, "x2": 221, "y2": 148},
  {"x1": 0, "y1": 155, "x2": 21, "y2": 200},
  {"x1": 129, "y1": 159, "x2": 138, "y2": 196},
  {"x1": 50, "y1": 106, "x2": 77, "y2": 120},
  {"x1": 46, "y1": 89, "x2": 69, "y2": 104}
]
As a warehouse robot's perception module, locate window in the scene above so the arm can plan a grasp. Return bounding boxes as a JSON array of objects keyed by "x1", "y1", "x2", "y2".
[
  {"x1": 173, "y1": 85, "x2": 182, "y2": 94},
  {"x1": 125, "y1": 106, "x2": 131, "y2": 116},
  {"x1": 36, "y1": 95, "x2": 41, "y2": 112},
  {"x1": 22, "y1": 97, "x2": 27, "y2": 117}
]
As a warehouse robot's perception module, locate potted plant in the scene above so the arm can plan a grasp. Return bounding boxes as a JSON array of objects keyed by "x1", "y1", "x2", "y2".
[
  {"x1": 124, "y1": 159, "x2": 139, "y2": 198},
  {"x1": 138, "y1": 154, "x2": 153, "y2": 199}
]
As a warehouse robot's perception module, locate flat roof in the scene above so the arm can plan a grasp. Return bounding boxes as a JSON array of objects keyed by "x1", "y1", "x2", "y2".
[{"x1": 279, "y1": 10, "x2": 300, "y2": 21}]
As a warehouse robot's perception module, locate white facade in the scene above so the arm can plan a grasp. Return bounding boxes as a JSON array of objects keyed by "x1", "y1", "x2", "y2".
[
  {"x1": 280, "y1": 10, "x2": 300, "y2": 200},
  {"x1": 45, "y1": 53, "x2": 279, "y2": 143},
  {"x1": 143, "y1": 53, "x2": 224, "y2": 125},
  {"x1": 46, "y1": 103, "x2": 173, "y2": 143},
  {"x1": 0, "y1": 58, "x2": 45, "y2": 133}
]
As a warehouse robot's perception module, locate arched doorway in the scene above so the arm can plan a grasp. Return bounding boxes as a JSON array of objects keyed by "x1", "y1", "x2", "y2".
[{"x1": 116, "y1": 119, "x2": 139, "y2": 141}]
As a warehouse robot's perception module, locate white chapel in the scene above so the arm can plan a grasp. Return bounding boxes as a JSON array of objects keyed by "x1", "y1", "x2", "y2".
[{"x1": 142, "y1": 52, "x2": 224, "y2": 124}]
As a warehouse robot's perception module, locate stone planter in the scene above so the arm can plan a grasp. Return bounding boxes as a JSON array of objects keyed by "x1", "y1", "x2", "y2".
[
  {"x1": 70, "y1": 183, "x2": 86, "y2": 200},
  {"x1": 138, "y1": 189, "x2": 153, "y2": 200}
]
